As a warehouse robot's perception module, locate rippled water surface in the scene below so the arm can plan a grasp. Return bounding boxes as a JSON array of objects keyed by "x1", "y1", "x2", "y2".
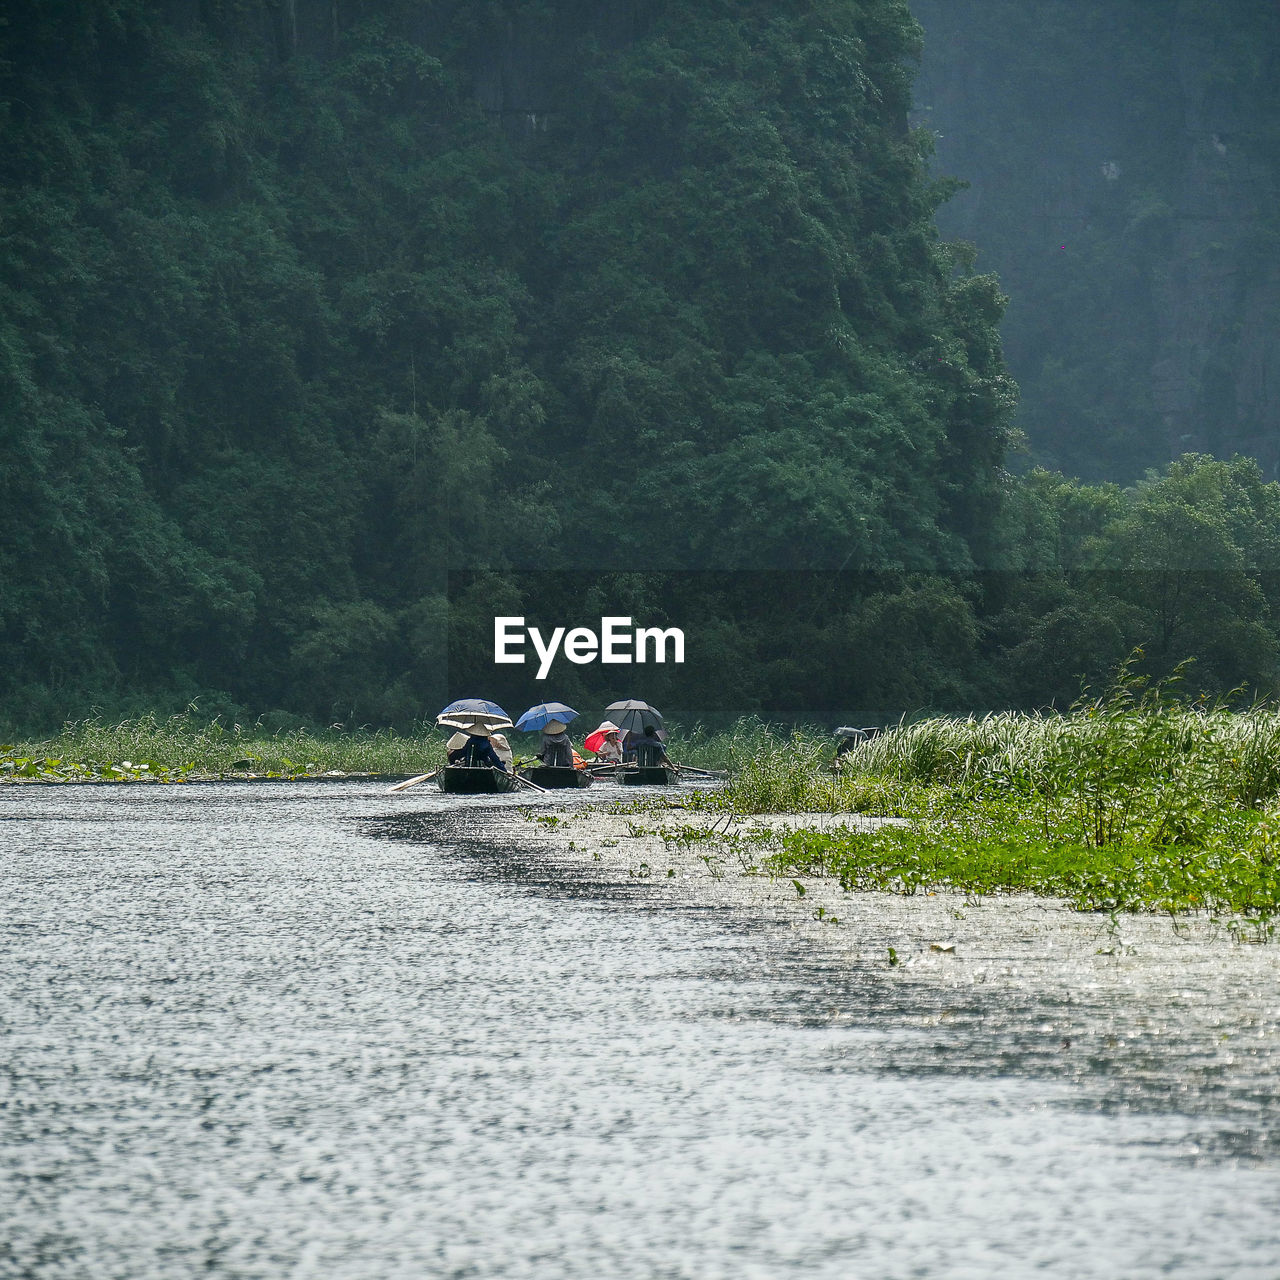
[{"x1": 4, "y1": 781, "x2": 1280, "y2": 1278}]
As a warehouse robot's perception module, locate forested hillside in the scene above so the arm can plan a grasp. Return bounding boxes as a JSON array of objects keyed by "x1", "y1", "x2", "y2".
[
  {"x1": 0, "y1": 0, "x2": 1014, "y2": 725},
  {"x1": 4, "y1": 0, "x2": 1280, "y2": 731},
  {"x1": 913, "y1": 0, "x2": 1280, "y2": 481}
]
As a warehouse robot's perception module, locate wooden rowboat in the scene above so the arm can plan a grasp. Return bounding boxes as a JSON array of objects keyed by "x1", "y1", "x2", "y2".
[
  {"x1": 518, "y1": 766, "x2": 593, "y2": 789},
  {"x1": 622, "y1": 766, "x2": 677, "y2": 786},
  {"x1": 438, "y1": 766, "x2": 518, "y2": 794}
]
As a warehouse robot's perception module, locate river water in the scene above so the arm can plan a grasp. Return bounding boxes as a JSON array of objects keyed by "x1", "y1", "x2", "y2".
[{"x1": 3, "y1": 780, "x2": 1279, "y2": 1278}]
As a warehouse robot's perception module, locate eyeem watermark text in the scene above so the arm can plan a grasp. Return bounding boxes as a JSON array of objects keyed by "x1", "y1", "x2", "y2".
[{"x1": 494, "y1": 616, "x2": 685, "y2": 680}]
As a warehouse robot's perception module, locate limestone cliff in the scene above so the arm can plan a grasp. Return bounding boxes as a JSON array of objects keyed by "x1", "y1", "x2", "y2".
[{"x1": 913, "y1": 0, "x2": 1280, "y2": 479}]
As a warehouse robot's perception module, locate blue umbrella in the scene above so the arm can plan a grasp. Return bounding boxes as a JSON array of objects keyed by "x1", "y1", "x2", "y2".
[
  {"x1": 515, "y1": 702, "x2": 580, "y2": 732},
  {"x1": 436, "y1": 697, "x2": 511, "y2": 726}
]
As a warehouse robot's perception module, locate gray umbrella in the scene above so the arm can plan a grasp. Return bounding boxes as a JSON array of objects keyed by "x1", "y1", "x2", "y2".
[{"x1": 604, "y1": 700, "x2": 666, "y2": 738}]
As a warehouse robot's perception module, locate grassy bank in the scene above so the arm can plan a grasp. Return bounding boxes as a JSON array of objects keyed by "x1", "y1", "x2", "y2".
[
  {"x1": 1, "y1": 714, "x2": 446, "y2": 782},
  {"x1": 697, "y1": 673, "x2": 1280, "y2": 932}
]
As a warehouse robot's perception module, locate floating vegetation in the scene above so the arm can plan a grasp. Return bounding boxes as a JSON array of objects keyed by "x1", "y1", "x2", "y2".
[
  {"x1": 0, "y1": 752, "x2": 193, "y2": 784},
  {"x1": 766, "y1": 803, "x2": 1280, "y2": 936}
]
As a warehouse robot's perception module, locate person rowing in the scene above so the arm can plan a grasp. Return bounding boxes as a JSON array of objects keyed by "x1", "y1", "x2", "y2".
[
  {"x1": 457, "y1": 724, "x2": 508, "y2": 772},
  {"x1": 630, "y1": 722, "x2": 673, "y2": 770},
  {"x1": 537, "y1": 719, "x2": 574, "y2": 769}
]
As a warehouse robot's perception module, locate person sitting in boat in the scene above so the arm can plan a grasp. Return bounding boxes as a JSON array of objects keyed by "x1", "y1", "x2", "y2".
[
  {"x1": 446, "y1": 731, "x2": 470, "y2": 765},
  {"x1": 589, "y1": 722, "x2": 623, "y2": 764},
  {"x1": 537, "y1": 719, "x2": 574, "y2": 769},
  {"x1": 631, "y1": 723, "x2": 672, "y2": 769},
  {"x1": 461, "y1": 725, "x2": 507, "y2": 771},
  {"x1": 490, "y1": 732, "x2": 513, "y2": 772}
]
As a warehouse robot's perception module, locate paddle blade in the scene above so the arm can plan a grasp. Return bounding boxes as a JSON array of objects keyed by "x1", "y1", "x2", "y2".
[{"x1": 387, "y1": 771, "x2": 437, "y2": 792}]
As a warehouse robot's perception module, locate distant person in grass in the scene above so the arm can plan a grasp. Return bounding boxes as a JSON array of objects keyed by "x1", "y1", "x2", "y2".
[{"x1": 834, "y1": 726, "x2": 878, "y2": 767}]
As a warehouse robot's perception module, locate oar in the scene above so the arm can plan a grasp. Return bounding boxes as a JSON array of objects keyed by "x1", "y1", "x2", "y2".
[
  {"x1": 386, "y1": 770, "x2": 439, "y2": 793},
  {"x1": 675, "y1": 764, "x2": 724, "y2": 778},
  {"x1": 511, "y1": 772, "x2": 550, "y2": 795}
]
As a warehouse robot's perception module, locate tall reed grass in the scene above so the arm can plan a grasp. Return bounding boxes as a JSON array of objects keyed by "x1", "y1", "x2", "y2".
[
  {"x1": 711, "y1": 668, "x2": 1280, "y2": 836},
  {"x1": 669, "y1": 718, "x2": 813, "y2": 773},
  {"x1": 851, "y1": 705, "x2": 1280, "y2": 804}
]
